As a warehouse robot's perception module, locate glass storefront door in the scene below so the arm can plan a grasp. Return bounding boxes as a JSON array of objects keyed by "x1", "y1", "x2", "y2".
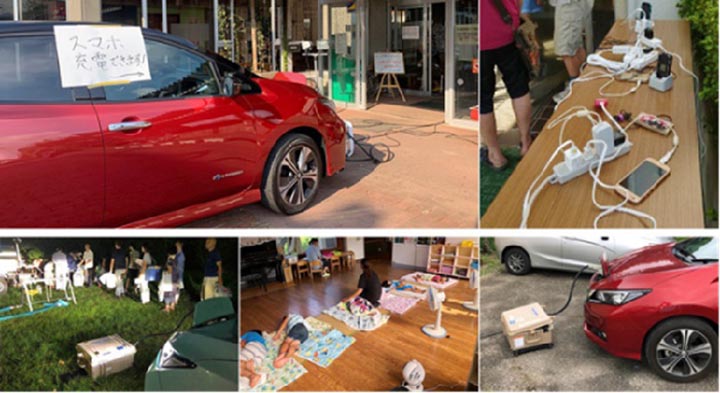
[
  {"x1": 390, "y1": 5, "x2": 425, "y2": 93},
  {"x1": 390, "y1": 1, "x2": 444, "y2": 98},
  {"x1": 452, "y1": 0, "x2": 478, "y2": 120},
  {"x1": 328, "y1": 5, "x2": 357, "y2": 104}
]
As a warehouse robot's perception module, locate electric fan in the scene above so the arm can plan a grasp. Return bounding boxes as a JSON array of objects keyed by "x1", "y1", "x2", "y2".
[
  {"x1": 422, "y1": 286, "x2": 447, "y2": 338},
  {"x1": 463, "y1": 260, "x2": 478, "y2": 311}
]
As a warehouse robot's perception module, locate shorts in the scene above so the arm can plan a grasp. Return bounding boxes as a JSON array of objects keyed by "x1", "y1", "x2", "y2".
[
  {"x1": 554, "y1": 0, "x2": 592, "y2": 57},
  {"x1": 287, "y1": 323, "x2": 309, "y2": 343},
  {"x1": 480, "y1": 43, "x2": 530, "y2": 114}
]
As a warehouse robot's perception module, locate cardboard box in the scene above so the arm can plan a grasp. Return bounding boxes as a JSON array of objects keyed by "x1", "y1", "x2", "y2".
[
  {"x1": 77, "y1": 335, "x2": 136, "y2": 380},
  {"x1": 501, "y1": 302, "x2": 553, "y2": 354}
]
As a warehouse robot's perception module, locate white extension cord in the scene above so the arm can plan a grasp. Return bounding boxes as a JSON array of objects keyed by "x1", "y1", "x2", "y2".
[{"x1": 520, "y1": 103, "x2": 679, "y2": 229}]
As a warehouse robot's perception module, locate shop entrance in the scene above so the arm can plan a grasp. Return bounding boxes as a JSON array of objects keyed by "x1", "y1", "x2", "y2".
[{"x1": 390, "y1": 1, "x2": 444, "y2": 102}]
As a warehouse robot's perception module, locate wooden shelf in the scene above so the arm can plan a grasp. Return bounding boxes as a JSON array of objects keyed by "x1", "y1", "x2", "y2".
[{"x1": 425, "y1": 243, "x2": 478, "y2": 279}]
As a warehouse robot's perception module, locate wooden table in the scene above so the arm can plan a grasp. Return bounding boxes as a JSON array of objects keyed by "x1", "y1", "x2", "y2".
[{"x1": 482, "y1": 20, "x2": 704, "y2": 228}]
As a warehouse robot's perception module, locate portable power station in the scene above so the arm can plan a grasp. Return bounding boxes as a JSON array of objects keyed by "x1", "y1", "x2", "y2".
[
  {"x1": 76, "y1": 335, "x2": 136, "y2": 379},
  {"x1": 500, "y1": 302, "x2": 554, "y2": 356}
]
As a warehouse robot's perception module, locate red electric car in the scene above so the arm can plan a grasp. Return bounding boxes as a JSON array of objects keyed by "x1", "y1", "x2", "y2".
[
  {"x1": 585, "y1": 237, "x2": 718, "y2": 382},
  {"x1": 0, "y1": 22, "x2": 346, "y2": 228}
]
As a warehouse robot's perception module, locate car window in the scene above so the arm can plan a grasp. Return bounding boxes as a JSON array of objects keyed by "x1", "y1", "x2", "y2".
[
  {"x1": 676, "y1": 238, "x2": 719, "y2": 262},
  {"x1": 104, "y1": 39, "x2": 220, "y2": 101},
  {"x1": 0, "y1": 35, "x2": 74, "y2": 102}
]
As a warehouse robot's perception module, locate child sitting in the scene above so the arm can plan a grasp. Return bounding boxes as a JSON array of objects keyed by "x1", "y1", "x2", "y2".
[
  {"x1": 272, "y1": 314, "x2": 309, "y2": 368},
  {"x1": 241, "y1": 330, "x2": 267, "y2": 388}
]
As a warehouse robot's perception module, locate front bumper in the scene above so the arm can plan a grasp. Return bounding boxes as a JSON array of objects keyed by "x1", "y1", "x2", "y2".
[{"x1": 583, "y1": 301, "x2": 646, "y2": 361}]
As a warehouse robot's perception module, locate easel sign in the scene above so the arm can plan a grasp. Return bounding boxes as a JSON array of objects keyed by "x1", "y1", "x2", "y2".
[{"x1": 373, "y1": 52, "x2": 406, "y2": 103}]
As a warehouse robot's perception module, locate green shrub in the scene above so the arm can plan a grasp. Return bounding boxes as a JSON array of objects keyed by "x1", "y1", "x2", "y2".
[{"x1": 677, "y1": 0, "x2": 719, "y2": 105}]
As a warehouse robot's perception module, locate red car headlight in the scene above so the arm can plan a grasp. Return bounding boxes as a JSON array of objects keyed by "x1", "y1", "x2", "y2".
[{"x1": 588, "y1": 289, "x2": 651, "y2": 305}]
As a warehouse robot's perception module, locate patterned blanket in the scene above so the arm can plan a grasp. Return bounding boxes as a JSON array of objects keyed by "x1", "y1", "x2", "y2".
[
  {"x1": 322, "y1": 297, "x2": 390, "y2": 331},
  {"x1": 246, "y1": 332, "x2": 307, "y2": 392},
  {"x1": 380, "y1": 290, "x2": 421, "y2": 314},
  {"x1": 297, "y1": 328, "x2": 355, "y2": 368}
]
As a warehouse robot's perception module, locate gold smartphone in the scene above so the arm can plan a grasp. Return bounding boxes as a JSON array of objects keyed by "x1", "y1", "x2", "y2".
[{"x1": 614, "y1": 158, "x2": 671, "y2": 204}]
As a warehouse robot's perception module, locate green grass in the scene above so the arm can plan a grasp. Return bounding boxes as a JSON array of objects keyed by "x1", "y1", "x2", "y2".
[
  {"x1": 480, "y1": 147, "x2": 522, "y2": 217},
  {"x1": 480, "y1": 238, "x2": 502, "y2": 276},
  {"x1": 0, "y1": 286, "x2": 196, "y2": 391},
  {"x1": 480, "y1": 252, "x2": 504, "y2": 276}
]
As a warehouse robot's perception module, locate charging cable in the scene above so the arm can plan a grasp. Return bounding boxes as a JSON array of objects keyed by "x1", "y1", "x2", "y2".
[{"x1": 546, "y1": 265, "x2": 590, "y2": 316}]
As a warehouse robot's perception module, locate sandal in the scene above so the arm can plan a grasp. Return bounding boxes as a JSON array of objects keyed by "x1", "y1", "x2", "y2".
[{"x1": 480, "y1": 147, "x2": 509, "y2": 172}]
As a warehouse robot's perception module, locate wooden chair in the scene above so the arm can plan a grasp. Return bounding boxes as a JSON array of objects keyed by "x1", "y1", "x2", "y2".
[
  {"x1": 309, "y1": 260, "x2": 324, "y2": 280},
  {"x1": 330, "y1": 255, "x2": 341, "y2": 272},
  {"x1": 345, "y1": 251, "x2": 356, "y2": 270},
  {"x1": 296, "y1": 260, "x2": 310, "y2": 280}
]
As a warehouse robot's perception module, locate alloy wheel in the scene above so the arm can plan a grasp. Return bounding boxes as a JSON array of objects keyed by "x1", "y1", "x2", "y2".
[
  {"x1": 277, "y1": 145, "x2": 319, "y2": 207},
  {"x1": 656, "y1": 328, "x2": 713, "y2": 377},
  {"x1": 507, "y1": 252, "x2": 525, "y2": 273}
]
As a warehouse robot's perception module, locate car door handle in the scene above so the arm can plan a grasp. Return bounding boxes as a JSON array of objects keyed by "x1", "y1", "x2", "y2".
[
  {"x1": 108, "y1": 121, "x2": 152, "y2": 132},
  {"x1": 601, "y1": 236, "x2": 609, "y2": 241}
]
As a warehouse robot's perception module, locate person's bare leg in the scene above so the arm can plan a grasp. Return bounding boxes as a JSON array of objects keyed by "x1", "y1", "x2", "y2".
[
  {"x1": 511, "y1": 93, "x2": 533, "y2": 155},
  {"x1": 480, "y1": 113, "x2": 507, "y2": 167},
  {"x1": 274, "y1": 339, "x2": 292, "y2": 368},
  {"x1": 573, "y1": 47, "x2": 587, "y2": 74},
  {"x1": 286, "y1": 340, "x2": 301, "y2": 358}
]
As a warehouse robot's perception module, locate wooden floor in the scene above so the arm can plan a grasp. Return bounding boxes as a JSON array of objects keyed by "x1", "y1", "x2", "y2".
[{"x1": 240, "y1": 260, "x2": 478, "y2": 391}]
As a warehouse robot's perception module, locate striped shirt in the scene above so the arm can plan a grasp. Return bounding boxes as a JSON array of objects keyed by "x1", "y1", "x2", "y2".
[
  {"x1": 240, "y1": 341, "x2": 267, "y2": 364},
  {"x1": 287, "y1": 314, "x2": 307, "y2": 332}
]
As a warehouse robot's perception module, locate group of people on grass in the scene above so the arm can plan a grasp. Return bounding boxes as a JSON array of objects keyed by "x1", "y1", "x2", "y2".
[{"x1": 32, "y1": 238, "x2": 224, "y2": 312}]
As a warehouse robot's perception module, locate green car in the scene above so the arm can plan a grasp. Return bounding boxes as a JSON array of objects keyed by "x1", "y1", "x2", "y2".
[{"x1": 145, "y1": 297, "x2": 238, "y2": 391}]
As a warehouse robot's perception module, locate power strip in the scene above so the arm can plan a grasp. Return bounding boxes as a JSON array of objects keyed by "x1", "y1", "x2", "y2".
[
  {"x1": 637, "y1": 113, "x2": 673, "y2": 135},
  {"x1": 551, "y1": 141, "x2": 632, "y2": 184}
]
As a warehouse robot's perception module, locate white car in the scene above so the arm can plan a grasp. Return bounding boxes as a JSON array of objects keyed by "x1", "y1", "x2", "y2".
[{"x1": 494, "y1": 235, "x2": 675, "y2": 275}]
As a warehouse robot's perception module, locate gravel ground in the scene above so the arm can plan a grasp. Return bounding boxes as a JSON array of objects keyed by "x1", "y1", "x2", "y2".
[{"x1": 480, "y1": 269, "x2": 718, "y2": 391}]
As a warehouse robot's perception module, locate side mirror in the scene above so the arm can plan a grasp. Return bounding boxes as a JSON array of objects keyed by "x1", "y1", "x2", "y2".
[{"x1": 223, "y1": 73, "x2": 256, "y2": 96}]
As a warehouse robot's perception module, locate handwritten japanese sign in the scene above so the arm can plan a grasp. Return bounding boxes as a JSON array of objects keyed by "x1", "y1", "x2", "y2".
[
  {"x1": 374, "y1": 52, "x2": 404, "y2": 75},
  {"x1": 54, "y1": 25, "x2": 151, "y2": 88}
]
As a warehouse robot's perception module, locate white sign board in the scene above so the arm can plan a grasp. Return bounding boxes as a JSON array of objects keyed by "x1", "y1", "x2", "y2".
[
  {"x1": 374, "y1": 52, "x2": 404, "y2": 74},
  {"x1": 334, "y1": 33, "x2": 348, "y2": 56},
  {"x1": 402, "y1": 25, "x2": 420, "y2": 40},
  {"x1": 54, "y1": 25, "x2": 151, "y2": 88}
]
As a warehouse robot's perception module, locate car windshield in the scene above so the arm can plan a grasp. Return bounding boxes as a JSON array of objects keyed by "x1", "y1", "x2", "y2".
[{"x1": 673, "y1": 238, "x2": 719, "y2": 264}]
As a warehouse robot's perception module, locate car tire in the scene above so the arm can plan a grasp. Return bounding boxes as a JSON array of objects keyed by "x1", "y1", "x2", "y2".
[
  {"x1": 261, "y1": 133, "x2": 323, "y2": 215},
  {"x1": 503, "y1": 247, "x2": 531, "y2": 275},
  {"x1": 645, "y1": 317, "x2": 717, "y2": 383}
]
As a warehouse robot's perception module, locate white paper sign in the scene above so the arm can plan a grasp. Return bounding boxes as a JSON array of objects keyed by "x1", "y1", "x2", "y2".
[
  {"x1": 54, "y1": 25, "x2": 151, "y2": 88},
  {"x1": 334, "y1": 33, "x2": 348, "y2": 56},
  {"x1": 402, "y1": 25, "x2": 420, "y2": 40},
  {"x1": 374, "y1": 52, "x2": 405, "y2": 74}
]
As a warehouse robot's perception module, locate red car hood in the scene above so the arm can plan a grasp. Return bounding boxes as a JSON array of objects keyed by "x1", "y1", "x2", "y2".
[{"x1": 602, "y1": 242, "x2": 685, "y2": 278}]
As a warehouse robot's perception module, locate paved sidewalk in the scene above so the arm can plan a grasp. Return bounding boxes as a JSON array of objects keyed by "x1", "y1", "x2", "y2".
[{"x1": 186, "y1": 104, "x2": 478, "y2": 228}]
